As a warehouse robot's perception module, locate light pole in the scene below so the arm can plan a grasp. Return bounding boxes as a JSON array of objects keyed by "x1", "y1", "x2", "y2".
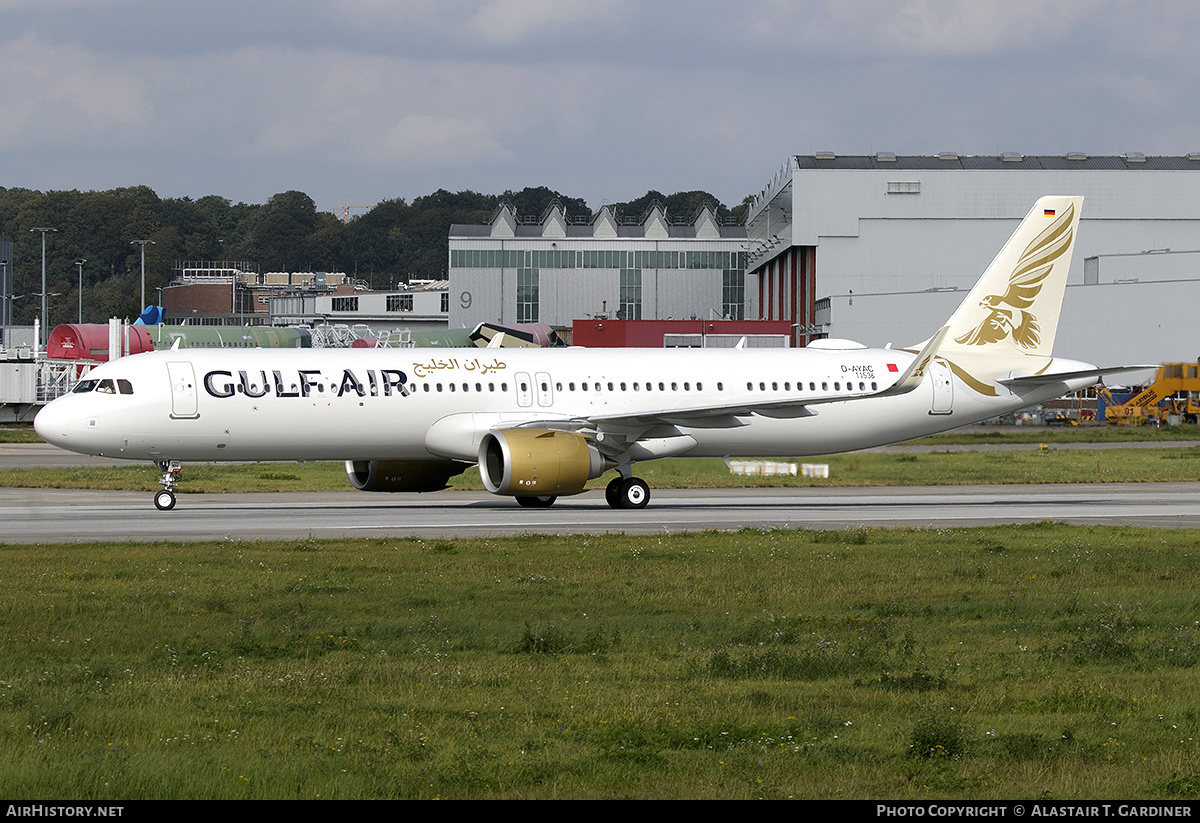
[
  {"x1": 3, "y1": 293, "x2": 25, "y2": 330},
  {"x1": 76, "y1": 259, "x2": 87, "y2": 323},
  {"x1": 131, "y1": 239, "x2": 155, "y2": 314},
  {"x1": 31, "y1": 228, "x2": 58, "y2": 344},
  {"x1": 0, "y1": 259, "x2": 8, "y2": 327},
  {"x1": 35, "y1": 291, "x2": 62, "y2": 338}
]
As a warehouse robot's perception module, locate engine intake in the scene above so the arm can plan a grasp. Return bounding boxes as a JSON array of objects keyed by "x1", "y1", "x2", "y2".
[
  {"x1": 345, "y1": 459, "x2": 468, "y2": 493},
  {"x1": 478, "y1": 429, "x2": 609, "y2": 497}
]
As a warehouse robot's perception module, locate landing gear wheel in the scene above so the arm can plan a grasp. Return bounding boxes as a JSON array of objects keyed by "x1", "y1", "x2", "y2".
[
  {"x1": 517, "y1": 495, "x2": 557, "y2": 508},
  {"x1": 154, "y1": 459, "x2": 182, "y2": 511},
  {"x1": 605, "y1": 477, "x2": 624, "y2": 509},
  {"x1": 616, "y1": 477, "x2": 650, "y2": 509}
]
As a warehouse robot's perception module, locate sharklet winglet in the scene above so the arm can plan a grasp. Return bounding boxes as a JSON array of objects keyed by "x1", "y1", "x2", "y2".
[{"x1": 875, "y1": 326, "x2": 948, "y2": 398}]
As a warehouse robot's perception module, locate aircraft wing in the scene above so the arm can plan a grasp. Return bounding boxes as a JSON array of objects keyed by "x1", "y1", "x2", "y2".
[
  {"x1": 585, "y1": 326, "x2": 950, "y2": 429},
  {"x1": 501, "y1": 389, "x2": 882, "y2": 435},
  {"x1": 497, "y1": 328, "x2": 951, "y2": 435}
]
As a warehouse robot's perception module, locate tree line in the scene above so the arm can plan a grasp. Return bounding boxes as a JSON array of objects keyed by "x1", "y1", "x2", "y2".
[{"x1": 0, "y1": 185, "x2": 748, "y2": 325}]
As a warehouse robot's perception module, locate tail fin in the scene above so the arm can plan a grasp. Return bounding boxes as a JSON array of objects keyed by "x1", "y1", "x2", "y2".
[{"x1": 939, "y1": 196, "x2": 1082, "y2": 361}]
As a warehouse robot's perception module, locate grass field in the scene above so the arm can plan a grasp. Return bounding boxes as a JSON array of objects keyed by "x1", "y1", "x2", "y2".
[
  {"x1": 4, "y1": 424, "x2": 1200, "y2": 798},
  {"x1": 5, "y1": 424, "x2": 1200, "y2": 495},
  {"x1": 3, "y1": 445, "x2": 1200, "y2": 493},
  {"x1": 7, "y1": 422, "x2": 1200, "y2": 446},
  {"x1": 2, "y1": 525, "x2": 1199, "y2": 799}
]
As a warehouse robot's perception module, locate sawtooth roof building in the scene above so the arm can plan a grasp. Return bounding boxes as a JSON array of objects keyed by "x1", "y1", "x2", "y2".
[
  {"x1": 746, "y1": 153, "x2": 1200, "y2": 366},
  {"x1": 448, "y1": 201, "x2": 748, "y2": 338}
]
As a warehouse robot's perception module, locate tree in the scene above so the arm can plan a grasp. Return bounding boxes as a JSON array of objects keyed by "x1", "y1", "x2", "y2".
[{"x1": 239, "y1": 191, "x2": 318, "y2": 272}]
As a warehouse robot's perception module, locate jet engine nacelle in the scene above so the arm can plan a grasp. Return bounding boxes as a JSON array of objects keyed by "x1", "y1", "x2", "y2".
[
  {"x1": 345, "y1": 459, "x2": 468, "y2": 493},
  {"x1": 478, "y1": 429, "x2": 610, "y2": 497}
]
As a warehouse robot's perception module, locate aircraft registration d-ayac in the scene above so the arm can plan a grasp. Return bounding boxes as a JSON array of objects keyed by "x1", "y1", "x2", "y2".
[{"x1": 34, "y1": 196, "x2": 1133, "y2": 511}]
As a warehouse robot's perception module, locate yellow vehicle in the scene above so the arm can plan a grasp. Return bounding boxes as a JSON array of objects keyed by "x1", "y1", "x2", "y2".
[{"x1": 1099, "y1": 362, "x2": 1200, "y2": 425}]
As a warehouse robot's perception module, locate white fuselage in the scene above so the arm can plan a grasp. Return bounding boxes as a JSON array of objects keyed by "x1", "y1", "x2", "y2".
[{"x1": 33, "y1": 345, "x2": 1097, "y2": 465}]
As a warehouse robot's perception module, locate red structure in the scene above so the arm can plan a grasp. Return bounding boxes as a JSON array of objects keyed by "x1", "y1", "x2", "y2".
[
  {"x1": 46, "y1": 324, "x2": 154, "y2": 361},
  {"x1": 752, "y1": 245, "x2": 818, "y2": 347},
  {"x1": 571, "y1": 319, "x2": 795, "y2": 348}
]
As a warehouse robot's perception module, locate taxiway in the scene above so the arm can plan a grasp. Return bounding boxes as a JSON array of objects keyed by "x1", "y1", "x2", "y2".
[{"x1": 3, "y1": 483, "x2": 1200, "y2": 543}]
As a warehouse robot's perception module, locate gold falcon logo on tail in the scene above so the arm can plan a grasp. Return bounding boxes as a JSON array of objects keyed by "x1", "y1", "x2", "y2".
[{"x1": 953, "y1": 202, "x2": 1076, "y2": 350}]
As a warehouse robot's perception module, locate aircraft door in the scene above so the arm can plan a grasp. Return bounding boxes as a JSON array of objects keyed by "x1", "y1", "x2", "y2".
[
  {"x1": 535, "y1": 371, "x2": 554, "y2": 407},
  {"x1": 930, "y1": 361, "x2": 953, "y2": 415},
  {"x1": 515, "y1": 372, "x2": 533, "y2": 407},
  {"x1": 167, "y1": 361, "x2": 200, "y2": 419}
]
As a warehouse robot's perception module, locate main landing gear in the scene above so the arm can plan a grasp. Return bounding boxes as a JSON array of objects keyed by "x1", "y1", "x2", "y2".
[
  {"x1": 605, "y1": 476, "x2": 650, "y2": 510},
  {"x1": 154, "y1": 459, "x2": 182, "y2": 510},
  {"x1": 513, "y1": 477, "x2": 649, "y2": 509}
]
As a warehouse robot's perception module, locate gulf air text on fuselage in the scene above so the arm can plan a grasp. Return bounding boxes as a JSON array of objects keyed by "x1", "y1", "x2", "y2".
[{"x1": 202, "y1": 369, "x2": 410, "y2": 399}]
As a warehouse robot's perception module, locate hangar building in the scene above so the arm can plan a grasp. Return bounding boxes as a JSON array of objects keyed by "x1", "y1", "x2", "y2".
[
  {"x1": 746, "y1": 153, "x2": 1200, "y2": 366},
  {"x1": 448, "y1": 202, "x2": 748, "y2": 336}
]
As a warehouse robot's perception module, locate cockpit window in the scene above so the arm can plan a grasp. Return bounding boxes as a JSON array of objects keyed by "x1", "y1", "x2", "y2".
[{"x1": 72, "y1": 378, "x2": 133, "y2": 395}]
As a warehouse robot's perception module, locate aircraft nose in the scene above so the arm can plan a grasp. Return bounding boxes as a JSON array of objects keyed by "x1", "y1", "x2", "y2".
[{"x1": 34, "y1": 397, "x2": 72, "y2": 443}]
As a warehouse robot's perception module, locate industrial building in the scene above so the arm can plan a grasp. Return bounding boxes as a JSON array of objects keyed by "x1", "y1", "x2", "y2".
[
  {"x1": 746, "y1": 153, "x2": 1200, "y2": 365},
  {"x1": 269, "y1": 279, "x2": 449, "y2": 334},
  {"x1": 448, "y1": 202, "x2": 748, "y2": 336},
  {"x1": 162, "y1": 261, "x2": 353, "y2": 326}
]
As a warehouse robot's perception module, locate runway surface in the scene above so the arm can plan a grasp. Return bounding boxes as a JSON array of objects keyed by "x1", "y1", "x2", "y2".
[
  {"x1": 4, "y1": 482, "x2": 1200, "y2": 543},
  {"x1": 5, "y1": 440, "x2": 1200, "y2": 542}
]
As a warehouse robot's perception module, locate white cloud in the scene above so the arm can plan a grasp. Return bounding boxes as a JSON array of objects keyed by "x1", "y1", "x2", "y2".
[
  {"x1": 0, "y1": 34, "x2": 149, "y2": 148},
  {"x1": 465, "y1": 0, "x2": 629, "y2": 44},
  {"x1": 749, "y1": 0, "x2": 1102, "y2": 57},
  {"x1": 3, "y1": 0, "x2": 1200, "y2": 210}
]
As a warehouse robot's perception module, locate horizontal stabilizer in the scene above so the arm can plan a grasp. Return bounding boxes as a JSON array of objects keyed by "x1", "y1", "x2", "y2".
[{"x1": 997, "y1": 365, "x2": 1158, "y2": 388}]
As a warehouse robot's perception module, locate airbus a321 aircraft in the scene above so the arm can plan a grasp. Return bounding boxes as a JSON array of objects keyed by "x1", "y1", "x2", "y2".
[{"x1": 35, "y1": 196, "x2": 1126, "y2": 512}]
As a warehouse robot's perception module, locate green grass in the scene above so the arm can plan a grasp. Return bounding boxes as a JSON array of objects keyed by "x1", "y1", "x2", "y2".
[
  {"x1": 6, "y1": 422, "x2": 1200, "y2": 446},
  {"x1": 2, "y1": 525, "x2": 1200, "y2": 798},
  {"x1": 0, "y1": 426, "x2": 43, "y2": 443},
  {"x1": 4, "y1": 445, "x2": 1200, "y2": 493},
  {"x1": 917, "y1": 423, "x2": 1200, "y2": 444}
]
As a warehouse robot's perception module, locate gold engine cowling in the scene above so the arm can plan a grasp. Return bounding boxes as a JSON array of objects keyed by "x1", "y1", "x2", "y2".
[
  {"x1": 345, "y1": 460, "x2": 468, "y2": 493},
  {"x1": 478, "y1": 429, "x2": 610, "y2": 497}
]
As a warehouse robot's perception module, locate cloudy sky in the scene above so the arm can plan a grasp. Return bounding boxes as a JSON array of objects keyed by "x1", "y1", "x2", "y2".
[{"x1": 2, "y1": 0, "x2": 1198, "y2": 214}]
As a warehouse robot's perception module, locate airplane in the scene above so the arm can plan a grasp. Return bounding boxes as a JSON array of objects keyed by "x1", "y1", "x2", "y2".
[{"x1": 34, "y1": 196, "x2": 1135, "y2": 512}]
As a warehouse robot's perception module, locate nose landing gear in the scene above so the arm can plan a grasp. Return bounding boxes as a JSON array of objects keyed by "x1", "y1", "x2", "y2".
[{"x1": 154, "y1": 459, "x2": 182, "y2": 510}]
